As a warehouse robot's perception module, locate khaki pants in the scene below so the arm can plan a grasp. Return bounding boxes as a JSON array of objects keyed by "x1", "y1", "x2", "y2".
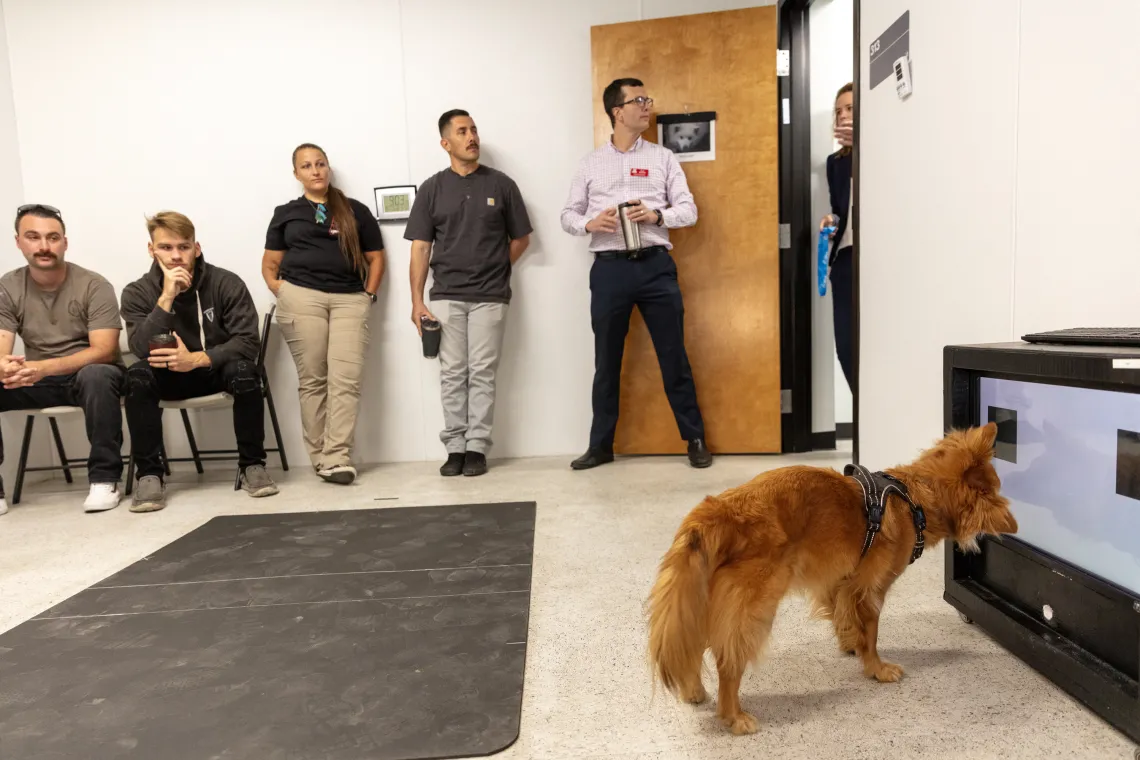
[{"x1": 275, "y1": 281, "x2": 371, "y2": 469}]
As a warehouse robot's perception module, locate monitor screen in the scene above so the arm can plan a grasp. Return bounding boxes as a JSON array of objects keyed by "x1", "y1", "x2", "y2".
[{"x1": 979, "y1": 377, "x2": 1140, "y2": 596}]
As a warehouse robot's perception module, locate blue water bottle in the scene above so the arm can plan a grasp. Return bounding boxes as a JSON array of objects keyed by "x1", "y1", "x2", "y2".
[{"x1": 818, "y1": 225, "x2": 836, "y2": 296}]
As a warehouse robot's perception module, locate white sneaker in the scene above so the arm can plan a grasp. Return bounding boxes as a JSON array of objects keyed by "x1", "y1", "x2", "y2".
[
  {"x1": 0, "y1": 495, "x2": 8, "y2": 515},
  {"x1": 83, "y1": 483, "x2": 122, "y2": 513},
  {"x1": 317, "y1": 464, "x2": 357, "y2": 485}
]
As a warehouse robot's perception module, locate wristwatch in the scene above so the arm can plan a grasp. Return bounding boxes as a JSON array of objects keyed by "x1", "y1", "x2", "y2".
[
  {"x1": 654, "y1": 209, "x2": 664, "y2": 226},
  {"x1": 367, "y1": 291, "x2": 377, "y2": 303}
]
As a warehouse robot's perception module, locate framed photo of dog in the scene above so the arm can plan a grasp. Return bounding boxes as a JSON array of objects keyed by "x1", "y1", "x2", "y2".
[{"x1": 657, "y1": 111, "x2": 716, "y2": 162}]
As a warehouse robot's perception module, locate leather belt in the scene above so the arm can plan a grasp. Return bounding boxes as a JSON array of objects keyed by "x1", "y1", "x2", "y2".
[{"x1": 594, "y1": 245, "x2": 667, "y2": 261}]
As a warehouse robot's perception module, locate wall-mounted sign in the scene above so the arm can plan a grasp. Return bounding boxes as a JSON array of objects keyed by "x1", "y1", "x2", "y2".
[
  {"x1": 870, "y1": 10, "x2": 909, "y2": 90},
  {"x1": 657, "y1": 111, "x2": 716, "y2": 163}
]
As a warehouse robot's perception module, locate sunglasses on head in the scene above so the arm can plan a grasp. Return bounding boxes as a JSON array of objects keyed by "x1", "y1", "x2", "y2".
[
  {"x1": 17, "y1": 203, "x2": 61, "y2": 217},
  {"x1": 15, "y1": 204, "x2": 65, "y2": 233}
]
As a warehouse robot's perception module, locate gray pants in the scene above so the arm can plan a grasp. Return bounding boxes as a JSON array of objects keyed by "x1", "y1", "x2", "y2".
[{"x1": 435, "y1": 300, "x2": 508, "y2": 455}]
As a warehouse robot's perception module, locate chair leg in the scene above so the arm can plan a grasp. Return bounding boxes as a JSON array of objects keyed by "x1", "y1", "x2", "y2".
[
  {"x1": 265, "y1": 383, "x2": 289, "y2": 472},
  {"x1": 180, "y1": 409, "x2": 204, "y2": 474},
  {"x1": 234, "y1": 467, "x2": 242, "y2": 491},
  {"x1": 161, "y1": 442, "x2": 171, "y2": 476},
  {"x1": 125, "y1": 453, "x2": 135, "y2": 496},
  {"x1": 48, "y1": 417, "x2": 73, "y2": 484},
  {"x1": 13, "y1": 415, "x2": 35, "y2": 505}
]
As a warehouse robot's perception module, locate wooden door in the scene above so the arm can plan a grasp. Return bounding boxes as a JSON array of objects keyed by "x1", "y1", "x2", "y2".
[{"x1": 590, "y1": 7, "x2": 781, "y2": 454}]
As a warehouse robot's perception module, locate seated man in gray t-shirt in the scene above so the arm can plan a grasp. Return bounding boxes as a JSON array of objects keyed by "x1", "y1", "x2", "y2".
[
  {"x1": 406, "y1": 110, "x2": 532, "y2": 478},
  {"x1": 0, "y1": 205, "x2": 126, "y2": 515}
]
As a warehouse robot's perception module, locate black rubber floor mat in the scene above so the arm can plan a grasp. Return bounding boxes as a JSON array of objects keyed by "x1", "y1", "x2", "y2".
[{"x1": 0, "y1": 503, "x2": 535, "y2": 760}]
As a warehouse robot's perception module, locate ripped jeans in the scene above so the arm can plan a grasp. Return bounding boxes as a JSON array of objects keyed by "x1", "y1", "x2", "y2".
[{"x1": 124, "y1": 359, "x2": 267, "y2": 479}]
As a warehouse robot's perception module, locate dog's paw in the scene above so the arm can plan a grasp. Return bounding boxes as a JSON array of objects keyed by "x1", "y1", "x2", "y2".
[
  {"x1": 680, "y1": 684, "x2": 707, "y2": 704},
  {"x1": 867, "y1": 661, "x2": 905, "y2": 682},
  {"x1": 722, "y1": 711, "x2": 759, "y2": 735}
]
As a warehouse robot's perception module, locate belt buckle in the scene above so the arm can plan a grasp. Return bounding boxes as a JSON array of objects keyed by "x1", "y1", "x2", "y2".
[{"x1": 627, "y1": 248, "x2": 644, "y2": 261}]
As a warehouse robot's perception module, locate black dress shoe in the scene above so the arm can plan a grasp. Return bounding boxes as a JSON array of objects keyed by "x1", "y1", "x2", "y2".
[
  {"x1": 463, "y1": 451, "x2": 488, "y2": 477},
  {"x1": 571, "y1": 448, "x2": 615, "y2": 470},
  {"x1": 440, "y1": 453, "x2": 465, "y2": 477},
  {"x1": 688, "y1": 439, "x2": 713, "y2": 468}
]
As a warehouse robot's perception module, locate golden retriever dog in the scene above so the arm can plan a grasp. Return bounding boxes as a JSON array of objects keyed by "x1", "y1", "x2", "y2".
[{"x1": 646, "y1": 423, "x2": 1018, "y2": 735}]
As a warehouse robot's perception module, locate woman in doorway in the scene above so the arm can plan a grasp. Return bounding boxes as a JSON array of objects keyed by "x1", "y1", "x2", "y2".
[
  {"x1": 262, "y1": 143, "x2": 385, "y2": 485},
  {"x1": 822, "y1": 82, "x2": 854, "y2": 391}
]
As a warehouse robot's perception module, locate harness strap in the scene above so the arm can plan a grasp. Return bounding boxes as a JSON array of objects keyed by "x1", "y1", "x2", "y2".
[{"x1": 843, "y1": 464, "x2": 928, "y2": 564}]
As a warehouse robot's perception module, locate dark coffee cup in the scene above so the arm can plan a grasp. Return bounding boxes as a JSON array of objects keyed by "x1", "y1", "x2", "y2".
[
  {"x1": 421, "y1": 318, "x2": 441, "y2": 359},
  {"x1": 149, "y1": 332, "x2": 177, "y2": 353}
]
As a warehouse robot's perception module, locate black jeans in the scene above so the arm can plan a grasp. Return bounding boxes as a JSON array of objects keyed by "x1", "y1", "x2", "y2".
[
  {"x1": 124, "y1": 358, "x2": 266, "y2": 479},
  {"x1": 0, "y1": 364, "x2": 125, "y2": 483},
  {"x1": 830, "y1": 245, "x2": 854, "y2": 391},
  {"x1": 588, "y1": 250, "x2": 705, "y2": 450}
]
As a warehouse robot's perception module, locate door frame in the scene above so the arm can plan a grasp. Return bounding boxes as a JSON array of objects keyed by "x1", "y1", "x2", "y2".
[{"x1": 776, "y1": 0, "x2": 860, "y2": 464}]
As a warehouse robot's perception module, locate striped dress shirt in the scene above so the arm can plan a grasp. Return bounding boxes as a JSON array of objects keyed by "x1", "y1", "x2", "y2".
[{"x1": 560, "y1": 136, "x2": 698, "y2": 252}]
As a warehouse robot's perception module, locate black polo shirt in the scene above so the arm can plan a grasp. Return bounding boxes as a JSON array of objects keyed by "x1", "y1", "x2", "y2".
[
  {"x1": 265, "y1": 195, "x2": 385, "y2": 294},
  {"x1": 404, "y1": 165, "x2": 532, "y2": 304}
]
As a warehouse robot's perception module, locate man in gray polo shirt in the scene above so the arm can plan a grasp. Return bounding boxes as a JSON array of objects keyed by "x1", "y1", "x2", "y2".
[{"x1": 406, "y1": 109, "x2": 532, "y2": 477}]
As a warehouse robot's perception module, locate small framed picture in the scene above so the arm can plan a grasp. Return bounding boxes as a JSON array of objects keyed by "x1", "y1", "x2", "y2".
[
  {"x1": 373, "y1": 185, "x2": 417, "y2": 221},
  {"x1": 657, "y1": 111, "x2": 716, "y2": 163}
]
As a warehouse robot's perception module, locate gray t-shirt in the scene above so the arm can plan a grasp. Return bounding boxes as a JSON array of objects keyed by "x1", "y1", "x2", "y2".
[
  {"x1": 404, "y1": 165, "x2": 532, "y2": 304},
  {"x1": 0, "y1": 263, "x2": 122, "y2": 361}
]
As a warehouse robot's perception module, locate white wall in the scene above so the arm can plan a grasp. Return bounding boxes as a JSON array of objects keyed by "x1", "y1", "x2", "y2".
[
  {"x1": 858, "y1": 0, "x2": 1019, "y2": 467},
  {"x1": 0, "y1": 0, "x2": 54, "y2": 491},
  {"x1": 808, "y1": 0, "x2": 852, "y2": 435},
  {"x1": 1012, "y1": 1, "x2": 1140, "y2": 336},
  {"x1": 0, "y1": 0, "x2": 776, "y2": 470},
  {"x1": 859, "y1": 0, "x2": 1140, "y2": 468}
]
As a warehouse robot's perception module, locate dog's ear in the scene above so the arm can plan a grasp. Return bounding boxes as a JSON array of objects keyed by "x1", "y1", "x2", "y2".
[
  {"x1": 966, "y1": 422, "x2": 998, "y2": 458},
  {"x1": 960, "y1": 424, "x2": 999, "y2": 492},
  {"x1": 963, "y1": 462, "x2": 997, "y2": 493}
]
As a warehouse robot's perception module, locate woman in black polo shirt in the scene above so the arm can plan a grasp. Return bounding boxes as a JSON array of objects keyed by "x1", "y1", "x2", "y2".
[{"x1": 262, "y1": 142, "x2": 385, "y2": 485}]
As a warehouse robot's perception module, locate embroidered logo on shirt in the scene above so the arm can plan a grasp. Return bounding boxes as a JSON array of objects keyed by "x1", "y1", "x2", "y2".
[
  {"x1": 631, "y1": 168, "x2": 649, "y2": 177},
  {"x1": 487, "y1": 197, "x2": 496, "y2": 206},
  {"x1": 203, "y1": 307, "x2": 215, "y2": 323}
]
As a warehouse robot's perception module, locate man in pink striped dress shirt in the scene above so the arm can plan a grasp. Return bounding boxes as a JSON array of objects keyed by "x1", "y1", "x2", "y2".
[{"x1": 560, "y1": 77, "x2": 711, "y2": 471}]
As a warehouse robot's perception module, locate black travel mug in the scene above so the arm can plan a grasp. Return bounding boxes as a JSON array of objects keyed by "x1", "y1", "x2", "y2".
[{"x1": 421, "y1": 317, "x2": 441, "y2": 358}]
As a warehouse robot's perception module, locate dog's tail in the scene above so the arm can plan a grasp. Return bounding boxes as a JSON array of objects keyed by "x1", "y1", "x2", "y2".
[{"x1": 646, "y1": 498, "x2": 730, "y2": 698}]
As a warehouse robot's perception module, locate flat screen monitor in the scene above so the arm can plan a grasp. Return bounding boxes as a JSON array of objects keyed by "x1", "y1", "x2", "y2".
[{"x1": 979, "y1": 376, "x2": 1140, "y2": 596}]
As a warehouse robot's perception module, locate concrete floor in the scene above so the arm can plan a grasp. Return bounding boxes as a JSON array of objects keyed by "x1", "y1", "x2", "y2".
[{"x1": 0, "y1": 450, "x2": 1134, "y2": 759}]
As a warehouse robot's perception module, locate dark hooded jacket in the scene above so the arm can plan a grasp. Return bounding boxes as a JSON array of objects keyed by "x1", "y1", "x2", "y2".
[{"x1": 120, "y1": 253, "x2": 260, "y2": 366}]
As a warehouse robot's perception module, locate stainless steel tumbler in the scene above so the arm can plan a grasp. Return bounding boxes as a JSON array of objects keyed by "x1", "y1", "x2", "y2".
[{"x1": 617, "y1": 201, "x2": 642, "y2": 251}]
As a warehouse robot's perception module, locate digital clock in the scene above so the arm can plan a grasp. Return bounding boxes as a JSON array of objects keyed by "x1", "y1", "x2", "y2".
[{"x1": 373, "y1": 185, "x2": 417, "y2": 221}]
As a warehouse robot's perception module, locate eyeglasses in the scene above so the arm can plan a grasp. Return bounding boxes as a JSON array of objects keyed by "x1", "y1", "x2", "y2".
[{"x1": 621, "y1": 96, "x2": 654, "y2": 108}]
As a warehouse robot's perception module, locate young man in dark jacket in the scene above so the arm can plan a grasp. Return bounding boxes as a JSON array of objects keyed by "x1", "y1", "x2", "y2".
[{"x1": 120, "y1": 211, "x2": 278, "y2": 511}]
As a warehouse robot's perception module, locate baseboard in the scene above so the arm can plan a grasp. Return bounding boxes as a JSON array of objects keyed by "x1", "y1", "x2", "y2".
[
  {"x1": 836, "y1": 422, "x2": 853, "y2": 440},
  {"x1": 811, "y1": 431, "x2": 837, "y2": 450}
]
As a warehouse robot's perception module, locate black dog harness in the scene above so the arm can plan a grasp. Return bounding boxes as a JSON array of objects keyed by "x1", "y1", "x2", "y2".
[{"x1": 843, "y1": 464, "x2": 927, "y2": 564}]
